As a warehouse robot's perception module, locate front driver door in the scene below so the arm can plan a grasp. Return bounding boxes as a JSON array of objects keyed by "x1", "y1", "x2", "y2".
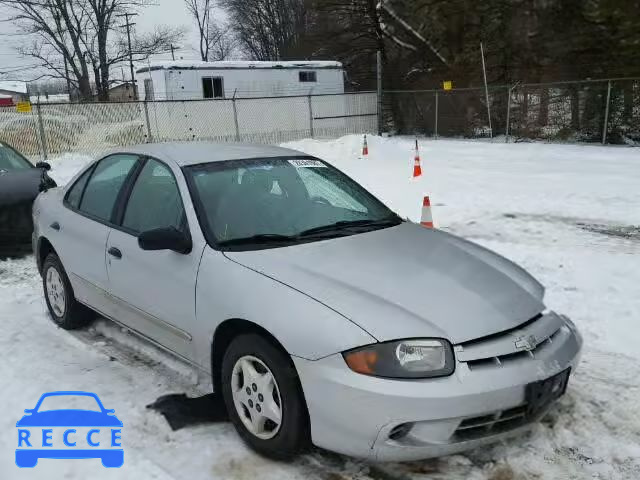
[{"x1": 105, "y1": 157, "x2": 203, "y2": 362}]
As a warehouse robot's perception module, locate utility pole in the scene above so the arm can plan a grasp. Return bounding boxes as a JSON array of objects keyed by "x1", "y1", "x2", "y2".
[
  {"x1": 118, "y1": 12, "x2": 138, "y2": 100},
  {"x1": 170, "y1": 44, "x2": 176, "y2": 61},
  {"x1": 480, "y1": 42, "x2": 492, "y2": 138}
]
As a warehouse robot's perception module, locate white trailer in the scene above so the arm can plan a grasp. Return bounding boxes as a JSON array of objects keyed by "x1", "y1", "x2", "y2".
[{"x1": 136, "y1": 60, "x2": 344, "y2": 101}]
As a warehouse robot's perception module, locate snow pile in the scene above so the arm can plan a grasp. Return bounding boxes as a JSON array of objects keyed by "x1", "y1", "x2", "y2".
[{"x1": 1, "y1": 136, "x2": 639, "y2": 479}]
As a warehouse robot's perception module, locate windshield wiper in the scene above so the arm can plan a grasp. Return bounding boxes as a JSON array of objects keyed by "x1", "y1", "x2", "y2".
[
  {"x1": 217, "y1": 216, "x2": 403, "y2": 248},
  {"x1": 298, "y1": 215, "x2": 402, "y2": 237},
  {"x1": 217, "y1": 233, "x2": 297, "y2": 247}
]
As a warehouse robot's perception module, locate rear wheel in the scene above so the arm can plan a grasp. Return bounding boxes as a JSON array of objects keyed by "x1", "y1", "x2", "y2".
[
  {"x1": 221, "y1": 333, "x2": 310, "y2": 459},
  {"x1": 42, "y1": 253, "x2": 92, "y2": 330}
]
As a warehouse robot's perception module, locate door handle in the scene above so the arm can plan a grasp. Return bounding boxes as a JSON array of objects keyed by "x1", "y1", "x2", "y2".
[
  {"x1": 50, "y1": 222, "x2": 60, "y2": 231},
  {"x1": 108, "y1": 247, "x2": 122, "y2": 259}
]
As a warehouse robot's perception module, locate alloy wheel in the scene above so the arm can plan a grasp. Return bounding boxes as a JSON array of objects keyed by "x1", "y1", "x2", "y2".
[
  {"x1": 230, "y1": 355, "x2": 283, "y2": 440},
  {"x1": 45, "y1": 266, "x2": 66, "y2": 318}
]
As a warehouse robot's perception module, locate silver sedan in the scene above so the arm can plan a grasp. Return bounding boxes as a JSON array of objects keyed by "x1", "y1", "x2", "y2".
[{"x1": 33, "y1": 142, "x2": 582, "y2": 461}]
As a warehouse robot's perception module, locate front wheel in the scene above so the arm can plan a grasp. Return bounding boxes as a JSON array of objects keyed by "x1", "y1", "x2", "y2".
[{"x1": 221, "y1": 334, "x2": 310, "y2": 459}]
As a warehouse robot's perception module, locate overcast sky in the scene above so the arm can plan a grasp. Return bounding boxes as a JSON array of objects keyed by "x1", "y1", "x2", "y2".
[{"x1": 0, "y1": 0, "x2": 221, "y2": 84}]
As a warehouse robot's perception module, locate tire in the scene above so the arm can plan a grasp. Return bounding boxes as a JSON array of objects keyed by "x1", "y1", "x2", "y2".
[
  {"x1": 42, "y1": 253, "x2": 92, "y2": 330},
  {"x1": 221, "y1": 333, "x2": 310, "y2": 459}
]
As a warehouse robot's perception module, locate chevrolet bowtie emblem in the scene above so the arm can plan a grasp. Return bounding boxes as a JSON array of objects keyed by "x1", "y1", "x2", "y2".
[{"x1": 515, "y1": 334, "x2": 538, "y2": 352}]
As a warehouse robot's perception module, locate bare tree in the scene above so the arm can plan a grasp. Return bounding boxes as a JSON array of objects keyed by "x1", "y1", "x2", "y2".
[
  {"x1": 207, "y1": 23, "x2": 237, "y2": 60},
  {"x1": 2, "y1": 0, "x2": 184, "y2": 101},
  {"x1": 184, "y1": 0, "x2": 235, "y2": 61},
  {"x1": 219, "y1": 0, "x2": 309, "y2": 60}
]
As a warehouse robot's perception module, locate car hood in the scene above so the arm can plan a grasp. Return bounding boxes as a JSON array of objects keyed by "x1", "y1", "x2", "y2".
[
  {"x1": 0, "y1": 168, "x2": 41, "y2": 206},
  {"x1": 16, "y1": 410, "x2": 123, "y2": 427},
  {"x1": 225, "y1": 223, "x2": 545, "y2": 344}
]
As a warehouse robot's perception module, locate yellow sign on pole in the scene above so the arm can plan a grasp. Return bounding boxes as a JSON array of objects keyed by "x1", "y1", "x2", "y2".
[
  {"x1": 443, "y1": 81, "x2": 453, "y2": 91},
  {"x1": 16, "y1": 101, "x2": 32, "y2": 113}
]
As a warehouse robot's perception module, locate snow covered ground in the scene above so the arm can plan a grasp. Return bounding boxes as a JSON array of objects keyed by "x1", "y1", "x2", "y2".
[{"x1": 1, "y1": 136, "x2": 639, "y2": 479}]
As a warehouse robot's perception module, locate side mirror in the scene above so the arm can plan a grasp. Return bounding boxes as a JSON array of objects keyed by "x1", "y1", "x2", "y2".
[
  {"x1": 35, "y1": 161, "x2": 51, "y2": 171},
  {"x1": 138, "y1": 227, "x2": 192, "y2": 254},
  {"x1": 24, "y1": 409, "x2": 34, "y2": 414}
]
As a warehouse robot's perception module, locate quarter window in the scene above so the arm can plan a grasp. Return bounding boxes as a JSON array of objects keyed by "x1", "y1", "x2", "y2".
[
  {"x1": 65, "y1": 168, "x2": 93, "y2": 209},
  {"x1": 79, "y1": 154, "x2": 138, "y2": 222},
  {"x1": 122, "y1": 159, "x2": 185, "y2": 234}
]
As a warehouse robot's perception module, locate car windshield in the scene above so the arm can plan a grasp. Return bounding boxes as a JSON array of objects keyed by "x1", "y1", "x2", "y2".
[
  {"x1": 186, "y1": 157, "x2": 401, "y2": 250},
  {"x1": 0, "y1": 143, "x2": 31, "y2": 171},
  {"x1": 36, "y1": 394, "x2": 102, "y2": 412}
]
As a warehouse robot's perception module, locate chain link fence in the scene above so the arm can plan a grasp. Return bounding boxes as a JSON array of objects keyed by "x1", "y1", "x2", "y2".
[
  {"x1": 0, "y1": 92, "x2": 378, "y2": 160},
  {"x1": 384, "y1": 78, "x2": 640, "y2": 144},
  {"x1": 1, "y1": 79, "x2": 638, "y2": 161}
]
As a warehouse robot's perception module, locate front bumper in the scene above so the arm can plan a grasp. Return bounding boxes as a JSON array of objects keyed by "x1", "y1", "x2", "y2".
[{"x1": 293, "y1": 311, "x2": 582, "y2": 462}]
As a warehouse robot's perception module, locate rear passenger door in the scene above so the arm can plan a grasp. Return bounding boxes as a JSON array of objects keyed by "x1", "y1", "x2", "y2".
[
  {"x1": 55, "y1": 154, "x2": 140, "y2": 312},
  {"x1": 105, "y1": 158, "x2": 203, "y2": 361}
]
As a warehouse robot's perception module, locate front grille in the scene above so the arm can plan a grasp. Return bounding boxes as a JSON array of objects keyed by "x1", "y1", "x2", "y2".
[
  {"x1": 466, "y1": 327, "x2": 563, "y2": 370},
  {"x1": 455, "y1": 312, "x2": 566, "y2": 371},
  {"x1": 454, "y1": 405, "x2": 528, "y2": 441}
]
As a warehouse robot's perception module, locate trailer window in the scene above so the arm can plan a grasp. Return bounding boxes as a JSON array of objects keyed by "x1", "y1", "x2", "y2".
[
  {"x1": 299, "y1": 71, "x2": 317, "y2": 82},
  {"x1": 203, "y1": 77, "x2": 224, "y2": 98}
]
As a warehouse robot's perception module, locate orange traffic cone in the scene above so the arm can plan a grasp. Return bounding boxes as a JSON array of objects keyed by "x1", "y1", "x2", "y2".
[
  {"x1": 362, "y1": 134, "x2": 369, "y2": 156},
  {"x1": 413, "y1": 139, "x2": 422, "y2": 178},
  {"x1": 420, "y1": 196, "x2": 434, "y2": 228}
]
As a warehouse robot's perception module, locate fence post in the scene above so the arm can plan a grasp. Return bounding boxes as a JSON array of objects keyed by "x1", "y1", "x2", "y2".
[
  {"x1": 307, "y1": 94, "x2": 314, "y2": 138},
  {"x1": 232, "y1": 98, "x2": 240, "y2": 142},
  {"x1": 35, "y1": 102, "x2": 48, "y2": 160},
  {"x1": 602, "y1": 80, "x2": 612, "y2": 145},
  {"x1": 505, "y1": 85, "x2": 512, "y2": 143},
  {"x1": 434, "y1": 90, "x2": 439, "y2": 139},
  {"x1": 480, "y1": 42, "x2": 493, "y2": 138},
  {"x1": 143, "y1": 100, "x2": 153, "y2": 143},
  {"x1": 377, "y1": 50, "x2": 383, "y2": 135}
]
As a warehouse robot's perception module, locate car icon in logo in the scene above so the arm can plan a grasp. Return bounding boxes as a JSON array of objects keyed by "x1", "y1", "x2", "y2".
[{"x1": 16, "y1": 391, "x2": 123, "y2": 468}]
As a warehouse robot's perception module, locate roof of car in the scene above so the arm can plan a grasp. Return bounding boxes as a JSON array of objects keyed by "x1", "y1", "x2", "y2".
[{"x1": 118, "y1": 142, "x2": 310, "y2": 167}]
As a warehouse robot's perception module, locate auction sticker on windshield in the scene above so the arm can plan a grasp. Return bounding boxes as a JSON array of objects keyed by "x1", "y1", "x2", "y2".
[{"x1": 288, "y1": 159, "x2": 326, "y2": 168}]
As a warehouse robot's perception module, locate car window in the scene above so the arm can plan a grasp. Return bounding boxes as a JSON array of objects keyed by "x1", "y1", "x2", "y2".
[
  {"x1": 122, "y1": 159, "x2": 185, "y2": 234},
  {"x1": 37, "y1": 394, "x2": 102, "y2": 412},
  {"x1": 187, "y1": 158, "x2": 395, "y2": 243},
  {"x1": 0, "y1": 143, "x2": 31, "y2": 171},
  {"x1": 79, "y1": 154, "x2": 138, "y2": 222},
  {"x1": 65, "y1": 168, "x2": 93, "y2": 209},
  {"x1": 296, "y1": 167, "x2": 368, "y2": 213}
]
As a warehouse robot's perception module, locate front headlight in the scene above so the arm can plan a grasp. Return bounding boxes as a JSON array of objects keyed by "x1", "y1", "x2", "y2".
[{"x1": 342, "y1": 338, "x2": 455, "y2": 379}]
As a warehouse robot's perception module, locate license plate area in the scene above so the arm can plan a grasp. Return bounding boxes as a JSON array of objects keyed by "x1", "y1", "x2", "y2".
[{"x1": 525, "y1": 367, "x2": 570, "y2": 419}]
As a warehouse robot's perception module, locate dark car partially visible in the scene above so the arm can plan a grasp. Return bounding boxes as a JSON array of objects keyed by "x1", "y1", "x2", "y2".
[{"x1": 0, "y1": 142, "x2": 55, "y2": 254}]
